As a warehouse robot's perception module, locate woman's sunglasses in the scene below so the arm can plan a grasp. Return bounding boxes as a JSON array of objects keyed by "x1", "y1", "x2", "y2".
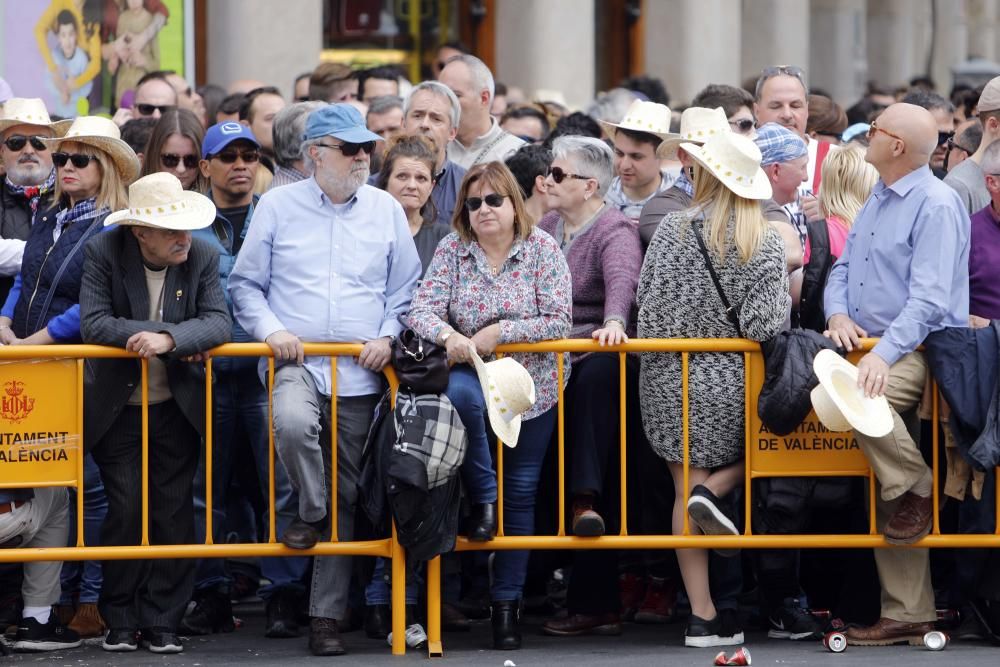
[
  {"x1": 464, "y1": 193, "x2": 507, "y2": 211},
  {"x1": 52, "y1": 152, "x2": 97, "y2": 169},
  {"x1": 3, "y1": 135, "x2": 48, "y2": 152},
  {"x1": 547, "y1": 166, "x2": 592, "y2": 184},
  {"x1": 162, "y1": 153, "x2": 199, "y2": 169},
  {"x1": 317, "y1": 141, "x2": 376, "y2": 157}
]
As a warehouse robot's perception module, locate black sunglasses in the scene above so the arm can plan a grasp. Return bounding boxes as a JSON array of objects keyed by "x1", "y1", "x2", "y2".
[
  {"x1": 317, "y1": 141, "x2": 376, "y2": 157},
  {"x1": 464, "y1": 193, "x2": 507, "y2": 211},
  {"x1": 136, "y1": 103, "x2": 176, "y2": 116},
  {"x1": 161, "y1": 153, "x2": 199, "y2": 169},
  {"x1": 3, "y1": 134, "x2": 48, "y2": 152},
  {"x1": 210, "y1": 148, "x2": 260, "y2": 164},
  {"x1": 547, "y1": 166, "x2": 592, "y2": 184},
  {"x1": 937, "y1": 131, "x2": 955, "y2": 147},
  {"x1": 730, "y1": 119, "x2": 756, "y2": 133},
  {"x1": 52, "y1": 152, "x2": 97, "y2": 169}
]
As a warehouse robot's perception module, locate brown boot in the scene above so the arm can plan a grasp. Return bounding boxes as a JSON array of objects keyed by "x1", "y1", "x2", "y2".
[
  {"x1": 68, "y1": 602, "x2": 107, "y2": 638},
  {"x1": 54, "y1": 603, "x2": 75, "y2": 627}
]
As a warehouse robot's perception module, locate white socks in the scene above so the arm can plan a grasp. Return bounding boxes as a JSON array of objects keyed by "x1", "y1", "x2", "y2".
[{"x1": 22, "y1": 605, "x2": 51, "y2": 624}]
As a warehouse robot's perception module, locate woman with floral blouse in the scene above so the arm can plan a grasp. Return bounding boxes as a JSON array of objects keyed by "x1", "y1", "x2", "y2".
[{"x1": 405, "y1": 161, "x2": 572, "y2": 651}]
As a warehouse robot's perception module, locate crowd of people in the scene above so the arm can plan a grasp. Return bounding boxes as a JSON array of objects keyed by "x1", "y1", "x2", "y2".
[{"x1": 1, "y1": 41, "x2": 999, "y2": 658}]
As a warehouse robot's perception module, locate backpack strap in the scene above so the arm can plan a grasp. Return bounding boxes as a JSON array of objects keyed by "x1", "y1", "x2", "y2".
[{"x1": 691, "y1": 220, "x2": 743, "y2": 338}]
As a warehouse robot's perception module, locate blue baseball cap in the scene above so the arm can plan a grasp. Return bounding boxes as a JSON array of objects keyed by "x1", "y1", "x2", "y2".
[
  {"x1": 202, "y1": 121, "x2": 260, "y2": 158},
  {"x1": 304, "y1": 103, "x2": 381, "y2": 144},
  {"x1": 754, "y1": 122, "x2": 808, "y2": 166}
]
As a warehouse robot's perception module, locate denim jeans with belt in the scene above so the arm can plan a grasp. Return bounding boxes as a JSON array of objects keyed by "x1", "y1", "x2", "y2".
[{"x1": 444, "y1": 365, "x2": 557, "y2": 602}]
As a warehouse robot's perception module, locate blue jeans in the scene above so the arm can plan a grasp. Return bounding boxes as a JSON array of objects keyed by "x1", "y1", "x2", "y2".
[
  {"x1": 60, "y1": 454, "x2": 107, "y2": 605},
  {"x1": 192, "y1": 357, "x2": 308, "y2": 599},
  {"x1": 444, "y1": 366, "x2": 557, "y2": 601},
  {"x1": 365, "y1": 557, "x2": 418, "y2": 605}
]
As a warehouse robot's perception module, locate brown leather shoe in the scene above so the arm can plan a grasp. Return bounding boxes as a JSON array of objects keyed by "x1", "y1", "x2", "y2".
[
  {"x1": 884, "y1": 492, "x2": 932, "y2": 544},
  {"x1": 572, "y1": 497, "x2": 605, "y2": 537},
  {"x1": 68, "y1": 602, "x2": 107, "y2": 638},
  {"x1": 844, "y1": 617, "x2": 935, "y2": 646},
  {"x1": 542, "y1": 612, "x2": 622, "y2": 636}
]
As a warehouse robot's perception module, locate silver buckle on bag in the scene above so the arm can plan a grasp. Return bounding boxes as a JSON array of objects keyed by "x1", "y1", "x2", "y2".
[{"x1": 403, "y1": 337, "x2": 425, "y2": 362}]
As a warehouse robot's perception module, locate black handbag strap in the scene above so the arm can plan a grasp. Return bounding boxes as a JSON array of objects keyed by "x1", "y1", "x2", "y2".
[{"x1": 691, "y1": 220, "x2": 743, "y2": 338}]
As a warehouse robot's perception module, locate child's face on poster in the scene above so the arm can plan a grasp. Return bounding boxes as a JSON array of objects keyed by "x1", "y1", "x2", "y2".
[{"x1": 57, "y1": 23, "x2": 77, "y2": 59}]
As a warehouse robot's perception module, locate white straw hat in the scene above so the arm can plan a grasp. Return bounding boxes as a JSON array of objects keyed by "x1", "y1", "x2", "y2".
[
  {"x1": 43, "y1": 116, "x2": 140, "y2": 184},
  {"x1": 105, "y1": 172, "x2": 216, "y2": 230},
  {"x1": 657, "y1": 106, "x2": 731, "y2": 159},
  {"x1": 597, "y1": 99, "x2": 679, "y2": 142},
  {"x1": 0, "y1": 97, "x2": 72, "y2": 136},
  {"x1": 470, "y1": 352, "x2": 536, "y2": 447},
  {"x1": 680, "y1": 131, "x2": 772, "y2": 200},
  {"x1": 810, "y1": 349, "x2": 893, "y2": 438}
]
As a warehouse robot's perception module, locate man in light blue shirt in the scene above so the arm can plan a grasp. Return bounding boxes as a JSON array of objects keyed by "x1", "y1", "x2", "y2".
[
  {"x1": 824, "y1": 102, "x2": 970, "y2": 646},
  {"x1": 229, "y1": 104, "x2": 421, "y2": 657}
]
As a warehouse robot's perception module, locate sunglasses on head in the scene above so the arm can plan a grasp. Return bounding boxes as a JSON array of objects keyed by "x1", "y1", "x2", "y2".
[
  {"x1": 317, "y1": 141, "x2": 376, "y2": 157},
  {"x1": 52, "y1": 152, "x2": 97, "y2": 169},
  {"x1": 547, "y1": 166, "x2": 592, "y2": 184},
  {"x1": 136, "y1": 103, "x2": 176, "y2": 116},
  {"x1": 210, "y1": 148, "x2": 260, "y2": 164},
  {"x1": 161, "y1": 153, "x2": 199, "y2": 169},
  {"x1": 3, "y1": 134, "x2": 48, "y2": 152},
  {"x1": 730, "y1": 118, "x2": 756, "y2": 132},
  {"x1": 464, "y1": 193, "x2": 507, "y2": 211}
]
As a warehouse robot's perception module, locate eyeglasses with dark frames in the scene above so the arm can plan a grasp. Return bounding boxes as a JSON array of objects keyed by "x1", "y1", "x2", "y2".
[
  {"x1": 136, "y1": 103, "x2": 176, "y2": 116},
  {"x1": 2, "y1": 135, "x2": 48, "y2": 152},
  {"x1": 52, "y1": 152, "x2": 97, "y2": 169},
  {"x1": 547, "y1": 166, "x2": 593, "y2": 184},
  {"x1": 316, "y1": 141, "x2": 376, "y2": 157},
  {"x1": 947, "y1": 138, "x2": 974, "y2": 155},
  {"x1": 866, "y1": 122, "x2": 905, "y2": 145},
  {"x1": 209, "y1": 148, "x2": 261, "y2": 164},
  {"x1": 161, "y1": 153, "x2": 199, "y2": 169},
  {"x1": 464, "y1": 193, "x2": 507, "y2": 211}
]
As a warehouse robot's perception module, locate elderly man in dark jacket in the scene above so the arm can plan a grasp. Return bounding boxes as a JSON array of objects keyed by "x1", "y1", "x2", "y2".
[{"x1": 79, "y1": 173, "x2": 231, "y2": 655}]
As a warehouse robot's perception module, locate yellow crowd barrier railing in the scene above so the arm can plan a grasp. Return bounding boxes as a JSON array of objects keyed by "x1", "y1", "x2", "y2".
[{"x1": 2, "y1": 339, "x2": 999, "y2": 659}]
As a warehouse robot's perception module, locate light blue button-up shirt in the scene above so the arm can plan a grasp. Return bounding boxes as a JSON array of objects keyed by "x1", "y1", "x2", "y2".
[
  {"x1": 229, "y1": 177, "x2": 421, "y2": 396},
  {"x1": 824, "y1": 165, "x2": 970, "y2": 366}
]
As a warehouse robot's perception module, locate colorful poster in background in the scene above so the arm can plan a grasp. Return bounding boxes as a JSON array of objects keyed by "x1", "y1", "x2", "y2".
[{"x1": 0, "y1": 0, "x2": 186, "y2": 118}]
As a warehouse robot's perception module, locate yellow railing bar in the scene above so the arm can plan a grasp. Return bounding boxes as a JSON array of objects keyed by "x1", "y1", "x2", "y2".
[
  {"x1": 390, "y1": 524, "x2": 406, "y2": 656},
  {"x1": 556, "y1": 352, "x2": 565, "y2": 537},
  {"x1": 681, "y1": 351, "x2": 690, "y2": 536},
  {"x1": 267, "y1": 356, "x2": 276, "y2": 543},
  {"x1": 76, "y1": 358, "x2": 85, "y2": 547},
  {"x1": 140, "y1": 358, "x2": 149, "y2": 547},
  {"x1": 426, "y1": 556, "x2": 443, "y2": 657},
  {"x1": 205, "y1": 357, "x2": 214, "y2": 545},
  {"x1": 932, "y1": 389, "x2": 941, "y2": 535},
  {"x1": 618, "y1": 351, "x2": 628, "y2": 536},
  {"x1": 0, "y1": 540, "x2": 393, "y2": 563},
  {"x1": 330, "y1": 356, "x2": 338, "y2": 542},
  {"x1": 743, "y1": 351, "x2": 752, "y2": 536}
]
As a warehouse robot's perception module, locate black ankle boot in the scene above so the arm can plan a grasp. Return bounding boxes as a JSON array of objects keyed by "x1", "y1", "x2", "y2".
[
  {"x1": 468, "y1": 503, "x2": 496, "y2": 542},
  {"x1": 491, "y1": 600, "x2": 521, "y2": 650}
]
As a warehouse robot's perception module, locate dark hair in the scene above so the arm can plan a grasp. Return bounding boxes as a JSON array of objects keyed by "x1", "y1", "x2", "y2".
[
  {"x1": 140, "y1": 109, "x2": 208, "y2": 192},
  {"x1": 359, "y1": 66, "x2": 401, "y2": 100},
  {"x1": 217, "y1": 93, "x2": 245, "y2": 119},
  {"x1": 494, "y1": 81, "x2": 508, "y2": 97},
  {"x1": 56, "y1": 9, "x2": 77, "y2": 30},
  {"x1": 437, "y1": 41, "x2": 470, "y2": 56},
  {"x1": 239, "y1": 86, "x2": 282, "y2": 123},
  {"x1": 501, "y1": 105, "x2": 550, "y2": 137},
  {"x1": 120, "y1": 117, "x2": 157, "y2": 156},
  {"x1": 198, "y1": 83, "x2": 226, "y2": 124},
  {"x1": 806, "y1": 94, "x2": 848, "y2": 137},
  {"x1": 846, "y1": 96, "x2": 887, "y2": 125},
  {"x1": 135, "y1": 70, "x2": 170, "y2": 91},
  {"x1": 309, "y1": 62, "x2": 355, "y2": 102},
  {"x1": 505, "y1": 144, "x2": 553, "y2": 200},
  {"x1": 619, "y1": 74, "x2": 670, "y2": 106},
  {"x1": 691, "y1": 84, "x2": 755, "y2": 119},
  {"x1": 957, "y1": 120, "x2": 984, "y2": 153},
  {"x1": 901, "y1": 89, "x2": 954, "y2": 114},
  {"x1": 616, "y1": 126, "x2": 662, "y2": 149},
  {"x1": 909, "y1": 75, "x2": 937, "y2": 92},
  {"x1": 375, "y1": 134, "x2": 439, "y2": 227},
  {"x1": 953, "y1": 87, "x2": 981, "y2": 120},
  {"x1": 545, "y1": 111, "x2": 602, "y2": 146}
]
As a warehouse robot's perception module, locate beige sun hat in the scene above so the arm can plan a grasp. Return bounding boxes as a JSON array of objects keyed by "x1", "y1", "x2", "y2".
[
  {"x1": 680, "y1": 131, "x2": 772, "y2": 200},
  {"x1": 597, "y1": 99, "x2": 679, "y2": 142},
  {"x1": 810, "y1": 349, "x2": 894, "y2": 438},
  {"x1": 105, "y1": 172, "x2": 216, "y2": 230},
  {"x1": 43, "y1": 116, "x2": 140, "y2": 184},
  {"x1": 0, "y1": 97, "x2": 72, "y2": 136},
  {"x1": 657, "y1": 106, "x2": 731, "y2": 159},
  {"x1": 470, "y1": 352, "x2": 536, "y2": 447}
]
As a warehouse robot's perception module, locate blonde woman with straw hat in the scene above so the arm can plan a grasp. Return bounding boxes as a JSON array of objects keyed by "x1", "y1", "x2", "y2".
[{"x1": 637, "y1": 131, "x2": 789, "y2": 648}]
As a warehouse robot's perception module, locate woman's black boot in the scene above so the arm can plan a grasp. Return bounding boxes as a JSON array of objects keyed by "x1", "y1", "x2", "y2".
[
  {"x1": 468, "y1": 503, "x2": 496, "y2": 542},
  {"x1": 491, "y1": 600, "x2": 521, "y2": 650}
]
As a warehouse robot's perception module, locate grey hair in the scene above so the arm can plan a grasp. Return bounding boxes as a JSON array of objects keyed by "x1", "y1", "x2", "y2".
[
  {"x1": 273, "y1": 101, "x2": 326, "y2": 169},
  {"x1": 551, "y1": 135, "x2": 615, "y2": 196},
  {"x1": 585, "y1": 88, "x2": 639, "y2": 124},
  {"x1": 300, "y1": 136, "x2": 327, "y2": 174},
  {"x1": 367, "y1": 94, "x2": 403, "y2": 117},
  {"x1": 982, "y1": 138, "x2": 1000, "y2": 175},
  {"x1": 446, "y1": 54, "x2": 495, "y2": 105},
  {"x1": 403, "y1": 81, "x2": 461, "y2": 129}
]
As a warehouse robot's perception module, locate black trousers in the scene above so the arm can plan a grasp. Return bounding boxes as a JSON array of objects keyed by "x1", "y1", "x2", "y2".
[{"x1": 91, "y1": 401, "x2": 199, "y2": 631}]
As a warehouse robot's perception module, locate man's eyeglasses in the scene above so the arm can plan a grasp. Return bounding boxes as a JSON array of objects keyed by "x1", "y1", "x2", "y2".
[
  {"x1": 547, "y1": 166, "x2": 592, "y2": 184},
  {"x1": 866, "y1": 122, "x2": 905, "y2": 144},
  {"x1": 52, "y1": 152, "x2": 97, "y2": 169},
  {"x1": 135, "y1": 103, "x2": 176, "y2": 116},
  {"x1": 947, "y1": 138, "x2": 974, "y2": 155},
  {"x1": 2, "y1": 135, "x2": 48, "y2": 152},
  {"x1": 161, "y1": 153, "x2": 199, "y2": 169},
  {"x1": 464, "y1": 193, "x2": 507, "y2": 211},
  {"x1": 937, "y1": 131, "x2": 955, "y2": 147},
  {"x1": 316, "y1": 141, "x2": 376, "y2": 157},
  {"x1": 209, "y1": 148, "x2": 260, "y2": 164},
  {"x1": 729, "y1": 119, "x2": 756, "y2": 133}
]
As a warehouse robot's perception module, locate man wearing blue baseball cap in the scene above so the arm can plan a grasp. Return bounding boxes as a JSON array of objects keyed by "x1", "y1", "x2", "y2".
[{"x1": 229, "y1": 103, "x2": 421, "y2": 656}]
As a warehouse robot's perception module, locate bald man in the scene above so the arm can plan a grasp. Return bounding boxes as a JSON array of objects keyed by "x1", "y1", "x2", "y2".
[{"x1": 823, "y1": 102, "x2": 970, "y2": 646}]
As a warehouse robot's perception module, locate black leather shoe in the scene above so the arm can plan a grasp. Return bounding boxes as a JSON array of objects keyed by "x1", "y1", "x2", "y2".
[
  {"x1": 179, "y1": 589, "x2": 234, "y2": 635},
  {"x1": 364, "y1": 604, "x2": 390, "y2": 639},
  {"x1": 468, "y1": 503, "x2": 497, "y2": 542},
  {"x1": 265, "y1": 590, "x2": 301, "y2": 639},
  {"x1": 491, "y1": 600, "x2": 521, "y2": 650},
  {"x1": 281, "y1": 515, "x2": 326, "y2": 550},
  {"x1": 309, "y1": 617, "x2": 345, "y2": 656},
  {"x1": 442, "y1": 603, "x2": 471, "y2": 632}
]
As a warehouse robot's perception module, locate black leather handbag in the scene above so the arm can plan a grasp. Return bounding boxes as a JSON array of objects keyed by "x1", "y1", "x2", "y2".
[{"x1": 391, "y1": 329, "x2": 449, "y2": 394}]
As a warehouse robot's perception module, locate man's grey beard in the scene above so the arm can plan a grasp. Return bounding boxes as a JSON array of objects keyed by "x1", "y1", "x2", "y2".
[
  {"x1": 6, "y1": 159, "x2": 51, "y2": 187},
  {"x1": 317, "y1": 164, "x2": 370, "y2": 202}
]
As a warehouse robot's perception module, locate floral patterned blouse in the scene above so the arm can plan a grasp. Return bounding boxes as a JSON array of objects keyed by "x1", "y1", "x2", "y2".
[{"x1": 405, "y1": 229, "x2": 573, "y2": 419}]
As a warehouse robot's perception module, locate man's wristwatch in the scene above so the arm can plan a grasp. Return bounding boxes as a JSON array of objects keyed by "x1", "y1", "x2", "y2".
[{"x1": 440, "y1": 329, "x2": 454, "y2": 344}]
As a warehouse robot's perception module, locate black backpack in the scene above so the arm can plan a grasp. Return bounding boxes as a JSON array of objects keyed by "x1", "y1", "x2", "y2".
[{"x1": 798, "y1": 218, "x2": 836, "y2": 334}]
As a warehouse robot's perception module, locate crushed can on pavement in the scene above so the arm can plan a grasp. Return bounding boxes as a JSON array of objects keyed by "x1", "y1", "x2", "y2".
[
  {"x1": 923, "y1": 630, "x2": 948, "y2": 651},
  {"x1": 712, "y1": 646, "x2": 751, "y2": 665},
  {"x1": 823, "y1": 631, "x2": 848, "y2": 653}
]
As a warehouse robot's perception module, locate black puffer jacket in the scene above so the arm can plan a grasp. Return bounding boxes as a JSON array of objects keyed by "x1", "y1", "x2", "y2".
[{"x1": 758, "y1": 328, "x2": 841, "y2": 435}]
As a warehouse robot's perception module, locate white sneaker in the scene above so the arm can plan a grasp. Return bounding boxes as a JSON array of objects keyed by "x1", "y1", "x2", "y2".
[{"x1": 387, "y1": 623, "x2": 428, "y2": 649}]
